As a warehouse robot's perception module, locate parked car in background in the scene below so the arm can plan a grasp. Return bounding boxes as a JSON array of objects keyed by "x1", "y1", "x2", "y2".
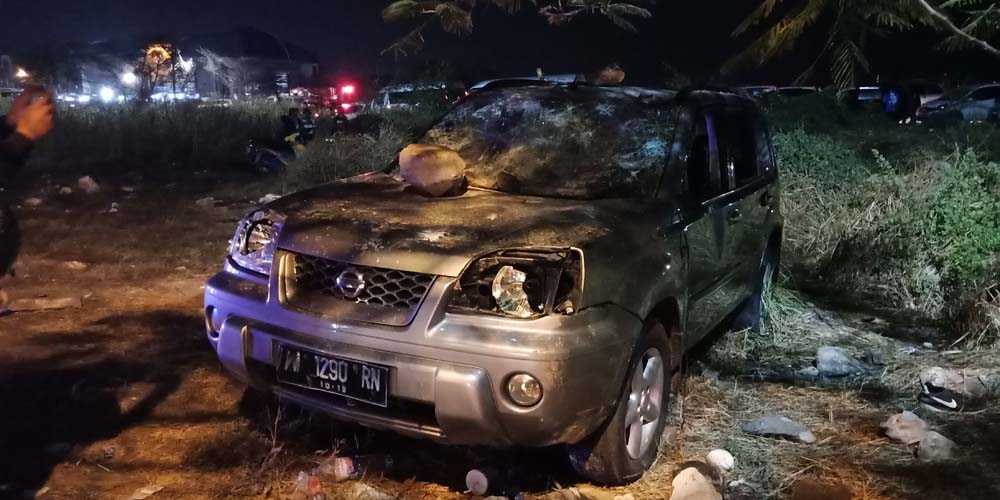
[
  {"x1": 908, "y1": 81, "x2": 945, "y2": 106},
  {"x1": 838, "y1": 86, "x2": 882, "y2": 109},
  {"x1": 371, "y1": 81, "x2": 466, "y2": 111},
  {"x1": 205, "y1": 83, "x2": 783, "y2": 485},
  {"x1": 916, "y1": 83, "x2": 1000, "y2": 121},
  {"x1": 777, "y1": 86, "x2": 818, "y2": 97}
]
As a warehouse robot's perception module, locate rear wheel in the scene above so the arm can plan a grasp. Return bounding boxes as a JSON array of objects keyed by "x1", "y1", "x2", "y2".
[{"x1": 568, "y1": 321, "x2": 671, "y2": 485}]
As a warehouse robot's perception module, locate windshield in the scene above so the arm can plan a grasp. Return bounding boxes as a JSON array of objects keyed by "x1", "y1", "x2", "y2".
[
  {"x1": 419, "y1": 86, "x2": 677, "y2": 198},
  {"x1": 941, "y1": 87, "x2": 971, "y2": 101}
]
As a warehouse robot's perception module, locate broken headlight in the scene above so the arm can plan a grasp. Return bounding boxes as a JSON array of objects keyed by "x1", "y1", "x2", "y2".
[
  {"x1": 229, "y1": 208, "x2": 286, "y2": 275},
  {"x1": 449, "y1": 249, "x2": 583, "y2": 318}
]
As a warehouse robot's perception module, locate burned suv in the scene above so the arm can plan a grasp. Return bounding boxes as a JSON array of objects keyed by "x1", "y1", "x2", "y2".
[{"x1": 205, "y1": 83, "x2": 782, "y2": 484}]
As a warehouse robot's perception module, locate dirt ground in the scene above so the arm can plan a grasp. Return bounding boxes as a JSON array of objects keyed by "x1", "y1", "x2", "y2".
[{"x1": 2, "y1": 168, "x2": 999, "y2": 500}]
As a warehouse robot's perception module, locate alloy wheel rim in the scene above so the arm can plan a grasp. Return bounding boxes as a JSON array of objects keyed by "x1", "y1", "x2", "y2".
[{"x1": 624, "y1": 347, "x2": 665, "y2": 460}]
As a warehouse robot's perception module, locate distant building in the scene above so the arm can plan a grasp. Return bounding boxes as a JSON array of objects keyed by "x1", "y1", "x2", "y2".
[
  {"x1": 57, "y1": 27, "x2": 320, "y2": 100},
  {"x1": 182, "y1": 27, "x2": 320, "y2": 98}
]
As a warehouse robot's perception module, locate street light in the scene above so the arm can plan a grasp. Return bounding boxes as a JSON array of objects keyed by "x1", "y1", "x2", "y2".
[
  {"x1": 99, "y1": 86, "x2": 116, "y2": 103},
  {"x1": 121, "y1": 72, "x2": 138, "y2": 86},
  {"x1": 14, "y1": 67, "x2": 29, "y2": 80}
]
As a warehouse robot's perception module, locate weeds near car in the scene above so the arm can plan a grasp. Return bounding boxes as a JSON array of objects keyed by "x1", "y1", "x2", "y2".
[{"x1": 771, "y1": 95, "x2": 1000, "y2": 347}]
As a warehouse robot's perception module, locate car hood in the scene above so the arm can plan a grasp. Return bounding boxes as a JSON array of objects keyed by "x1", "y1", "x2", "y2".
[
  {"x1": 921, "y1": 97, "x2": 954, "y2": 109},
  {"x1": 268, "y1": 173, "x2": 637, "y2": 277}
]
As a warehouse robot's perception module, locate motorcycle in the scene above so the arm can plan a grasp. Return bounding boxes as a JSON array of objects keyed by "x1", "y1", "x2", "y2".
[
  {"x1": 247, "y1": 113, "x2": 317, "y2": 175},
  {"x1": 246, "y1": 132, "x2": 308, "y2": 175}
]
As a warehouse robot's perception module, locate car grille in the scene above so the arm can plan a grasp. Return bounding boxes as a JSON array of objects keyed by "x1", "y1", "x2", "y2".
[{"x1": 290, "y1": 254, "x2": 434, "y2": 310}]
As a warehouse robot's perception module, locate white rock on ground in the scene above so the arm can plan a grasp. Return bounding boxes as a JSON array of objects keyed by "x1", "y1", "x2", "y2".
[
  {"x1": 918, "y1": 431, "x2": 958, "y2": 461},
  {"x1": 23, "y1": 197, "x2": 43, "y2": 207},
  {"x1": 195, "y1": 197, "x2": 216, "y2": 208},
  {"x1": 705, "y1": 449, "x2": 735, "y2": 472},
  {"x1": 880, "y1": 411, "x2": 928, "y2": 444},
  {"x1": 61, "y1": 261, "x2": 89, "y2": 271},
  {"x1": 816, "y1": 346, "x2": 867, "y2": 377},
  {"x1": 670, "y1": 467, "x2": 722, "y2": 500},
  {"x1": 77, "y1": 176, "x2": 100, "y2": 194},
  {"x1": 258, "y1": 193, "x2": 282, "y2": 204},
  {"x1": 920, "y1": 366, "x2": 1000, "y2": 399},
  {"x1": 398, "y1": 143, "x2": 466, "y2": 197},
  {"x1": 742, "y1": 414, "x2": 817, "y2": 444},
  {"x1": 58, "y1": 186, "x2": 73, "y2": 195}
]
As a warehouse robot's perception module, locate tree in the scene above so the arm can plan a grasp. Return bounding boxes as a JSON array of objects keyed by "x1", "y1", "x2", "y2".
[
  {"x1": 725, "y1": 0, "x2": 1000, "y2": 88},
  {"x1": 381, "y1": 0, "x2": 656, "y2": 56},
  {"x1": 136, "y1": 43, "x2": 174, "y2": 100}
]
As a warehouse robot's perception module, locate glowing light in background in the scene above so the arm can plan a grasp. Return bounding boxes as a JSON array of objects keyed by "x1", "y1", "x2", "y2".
[
  {"x1": 340, "y1": 84, "x2": 356, "y2": 95},
  {"x1": 77, "y1": 94, "x2": 92, "y2": 104},
  {"x1": 178, "y1": 56, "x2": 194, "y2": 73},
  {"x1": 99, "y1": 86, "x2": 115, "y2": 103},
  {"x1": 121, "y1": 72, "x2": 138, "y2": 85},
  {"x1": 14, "y1": 67, "x2": 29, "y2": 80}
]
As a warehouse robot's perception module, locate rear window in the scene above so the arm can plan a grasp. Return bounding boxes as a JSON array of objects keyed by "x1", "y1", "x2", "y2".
[{"x1": 420, "y1": 86, "x2": 678, "y2": 199}]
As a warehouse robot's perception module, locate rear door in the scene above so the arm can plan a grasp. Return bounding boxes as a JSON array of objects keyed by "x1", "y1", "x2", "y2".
[
  {"x1": 714, "y1": 109, "x2": 776, "y2": 299},
  {"x1": 682, "y1": 111, "x2": 740, "y2": 339}
]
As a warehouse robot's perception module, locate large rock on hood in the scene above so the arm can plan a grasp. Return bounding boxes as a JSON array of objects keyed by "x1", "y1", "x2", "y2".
[{"x1": 399, "y1": 144, "x2": 466, "y2": 197}]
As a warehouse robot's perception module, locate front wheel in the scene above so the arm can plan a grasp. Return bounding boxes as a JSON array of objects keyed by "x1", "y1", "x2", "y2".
[{"x1": 567, "y1": 321, "x2": 671, "y2": 485}]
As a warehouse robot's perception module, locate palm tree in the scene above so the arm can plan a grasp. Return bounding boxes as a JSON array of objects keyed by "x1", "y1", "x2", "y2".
[
  {"x1": 724, "y1": 0, "x2": 1000, "y2": 88},
  {"x1": 381, "y1": 0, "x2": 655, "y2": 56}
]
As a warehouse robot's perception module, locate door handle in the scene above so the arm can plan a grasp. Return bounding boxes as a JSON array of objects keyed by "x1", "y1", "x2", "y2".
[
  {"x1": 760, "y1": 192, "x2": 773, "y2": 207},
  {"x1": 727, "y1": 209, "x2": 743, "y2": 225}
]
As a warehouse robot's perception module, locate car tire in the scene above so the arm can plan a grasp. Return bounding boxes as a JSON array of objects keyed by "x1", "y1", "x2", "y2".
[
  {"x1": 567, "y1": 320, "x2": 672, "y2": 485},
  {"x1": 733, "y1": 242, "x2": 779, "y2": 333}
]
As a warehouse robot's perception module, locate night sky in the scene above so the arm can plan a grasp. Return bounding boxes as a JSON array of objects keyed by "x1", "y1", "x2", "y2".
[{"x1": 2, "y1": 0, "x2": 998, "y2": 86}]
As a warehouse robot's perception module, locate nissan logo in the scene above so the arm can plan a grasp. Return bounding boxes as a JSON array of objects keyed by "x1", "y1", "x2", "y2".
[{"x1": 335, "y1": 270, "x2": 366, "y2": 299}]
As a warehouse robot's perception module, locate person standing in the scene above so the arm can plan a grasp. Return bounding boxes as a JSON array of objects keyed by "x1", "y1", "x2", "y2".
[{"x1": 1, "y1": 87, "x2": 55, "y2": 280}]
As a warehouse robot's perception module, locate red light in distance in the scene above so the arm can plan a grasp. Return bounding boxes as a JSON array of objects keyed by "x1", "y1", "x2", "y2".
[{"x1": 340, "y1": 85, "x2": 356, "y2": 95}]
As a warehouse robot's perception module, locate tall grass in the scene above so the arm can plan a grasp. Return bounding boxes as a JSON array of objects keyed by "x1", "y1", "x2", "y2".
[
  {"x1": 770, "y1": 94, "x2": 1000, "y2": 346},
  {"x1": 30, "y1": 101, "x2": 285, "y2": 169}
]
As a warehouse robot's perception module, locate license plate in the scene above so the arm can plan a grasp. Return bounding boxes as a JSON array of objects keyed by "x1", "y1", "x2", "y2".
[{"x1": 276, "y1": 345, "x2": 390, "y2": 408}]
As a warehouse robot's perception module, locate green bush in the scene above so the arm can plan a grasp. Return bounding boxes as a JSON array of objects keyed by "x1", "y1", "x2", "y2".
[
  {"x1": 771, "y1": 96, "x2": 1000, "y2": 345},
  {"x1": 285, "y1": 126, "x2": 408, "y2": 188}
]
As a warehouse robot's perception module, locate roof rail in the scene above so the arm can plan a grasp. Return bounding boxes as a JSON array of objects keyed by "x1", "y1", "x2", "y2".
[{"x1": 674, "y1": 84, "x2": 746, "y2": 102}]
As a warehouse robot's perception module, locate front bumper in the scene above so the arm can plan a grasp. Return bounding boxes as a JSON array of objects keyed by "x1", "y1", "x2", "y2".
[{"x1": 204, "y1": 263, "x2": 641, "y2": 447}]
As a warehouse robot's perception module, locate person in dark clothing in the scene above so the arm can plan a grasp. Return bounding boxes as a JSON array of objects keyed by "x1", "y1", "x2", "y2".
[
  {"x1": 280, "y1": 107, "x2": 301, "y2": 139},
  {"x1": 1, "y1": 87, "x2": 55, "y2": 281}
]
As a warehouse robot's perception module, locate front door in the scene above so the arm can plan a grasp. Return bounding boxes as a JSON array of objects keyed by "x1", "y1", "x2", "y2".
[{"x1": 682, "y1": 113, "x2": 737, "y2": 340}]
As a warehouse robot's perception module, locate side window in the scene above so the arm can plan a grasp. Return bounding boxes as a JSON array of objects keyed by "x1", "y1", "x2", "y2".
[
  {"x1": 716, "y1": 112, "x2": 759, "y2": 189},
  {"x1": 968, "y1": 87, "x2": 1000, "y2": 101},
  {"x1": 754, "y1": 116, "x2": 776, "y2": 175},
  {"x1": 684, "y1": 115, "x2": 721, "y2": 203}
]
